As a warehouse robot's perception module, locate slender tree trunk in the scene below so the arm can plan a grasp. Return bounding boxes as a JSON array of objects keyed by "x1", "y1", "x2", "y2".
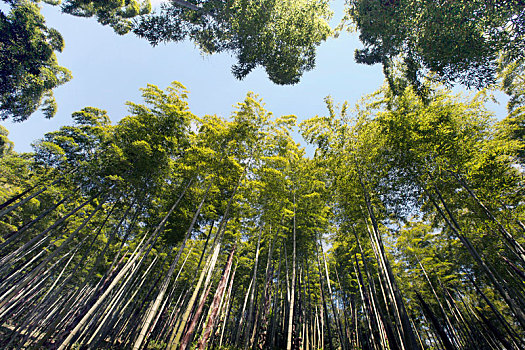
[
  {"x1": 179, "y1": 246, "x2": 221, "y2": 350},
  {"x1": 353, "y1": 254, "x2": 380, "y2": 350},
  {"x1": 0, "y1": 190, "x2": 77, "y2": 251},
  {"x1": 320, "y1": 243, "x2": 347, "y2": 350},
  {"x1": 353, "y1": 227, "x2": 393, "y2": 350},
  {"x1": 169, "y1": 169, "x2": 245, "y2": 349},
  {"x1": 0, "y1": 194, "x2": 96, "y2": 272},
  {"x1": 169, "y1": 242, "x2": 222, "y2": 349},
  {"x1": 56, "y1": 185, "x2": 185, "y2": 350},
  {"x1": 10, "y1": 209, "x2": 116, "y2": 348},
  {"x1": 415, "y1": 292, "x2": 455, "y2": 350},
  {"x1": 269, "y1": 244, "x2": 284, "y2": 349},
  {"x1": 417, "y1": 258, "x2": 461, "y2": 348},
  {"x1": 0, "y1": 175, "x2": 69, "y2": 219},
  {"x1": 316, "y1": 242, "x2": 334, "y2": 350},
  {"x1": 29, "y1": 200, "x2": 142, "y2": 349},
  {"x1": 198, "y1": 246, "x2": 235, "y2": 349},
  {"x1": 233, "y1": 277, "x2": 253, "y2": 347},
  {"x1": 218, "y1": 263, "x2": 237, "y2": 348},
  {"x1": 254, "y1": 224, "x2": 279, "y2": 347},
  {"x1": 133, "y1": 179, "x2": 210, "y2": 350},
  {"x1": 357, "y1": 171, "x2": 421, "y2": 350},
  {"x1": 427, "y1": 184, "x2": 525, "y2": 329},
  {"x1": 244, "y1": 227, "x2": 263, "y2": 348},
  {"x1": 450, "y1": 171, "x2": 525, "y2": 264},
  {"x1": 286, "y1": 195, "x2": 297, "y2": 350},
  {"x1": 466, "y1": 273, "x2": 524, "y2": 348},
  {"x1": 0, "y1": 196, "x2": 107, "y2": 311},
  {"x1": 88, "y1": 253, "x2": 161, "y2": 347}
]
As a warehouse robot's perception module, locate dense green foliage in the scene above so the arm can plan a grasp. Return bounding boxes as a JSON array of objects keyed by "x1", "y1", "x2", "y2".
[
  {"x1": 344, "y1": 0, "x2": 525, "y2": 92},
  {"x1": 1, "y1": 1, "x2": 525, "y2": 349},
  {"x1": 0, "y1": 125, "x2": 14, "y2": 156},
  {"x1": 0, "y1": 82, "x2": 523, "y2": 349},
  {"x1": 133, "y1": 0, "x2": 332, "y2": 85},
  {"x1": 0, "y1": 1, "x2": 71, "y2": 121},
  {"x1": 59, "y1": 0, "x2": 152, "y2": 34}
]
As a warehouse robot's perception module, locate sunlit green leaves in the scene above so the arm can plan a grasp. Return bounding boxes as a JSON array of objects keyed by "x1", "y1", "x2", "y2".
[
  {"x1": 134, "y1": 0, "x2": 332, "y2": 84},
  {"x1": 0, "y1": 1, "x2": 72, "y2": 121},
  {"x1": 60, "y1": 0, "x2": 151, "y2": 34},
  {"x1": 344, "y1": 0, "x2": 525, "y2": 91}
]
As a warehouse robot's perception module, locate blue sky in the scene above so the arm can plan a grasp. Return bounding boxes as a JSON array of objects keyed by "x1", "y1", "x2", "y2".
[{"x1": 0, "y1": 1, "x2": 508, "y2": 154}]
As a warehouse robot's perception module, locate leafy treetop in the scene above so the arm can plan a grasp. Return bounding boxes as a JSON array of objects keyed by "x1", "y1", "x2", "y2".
[
  {"x1": 133, "y1": 0, "x2": 332, "y2": 85},
  {"x1": 344, "y1": 0, "x2": 525, "y2": 92},
  {"x1": 0, "y1": 1, "x2": 71, "y2": 121}
]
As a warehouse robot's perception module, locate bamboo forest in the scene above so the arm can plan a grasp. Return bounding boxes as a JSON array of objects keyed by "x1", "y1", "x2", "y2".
[{"x1": 1, "y1": 1, "x2": 525, "y2": 350}]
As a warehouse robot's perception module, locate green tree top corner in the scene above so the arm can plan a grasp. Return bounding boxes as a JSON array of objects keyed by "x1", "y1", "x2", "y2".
[
  {"x1": 343, "y1": 0, "x2": 525, "y2": 93},
  {"x1": 0, "y1": 1, "x2": 72, "y2": 121}
]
